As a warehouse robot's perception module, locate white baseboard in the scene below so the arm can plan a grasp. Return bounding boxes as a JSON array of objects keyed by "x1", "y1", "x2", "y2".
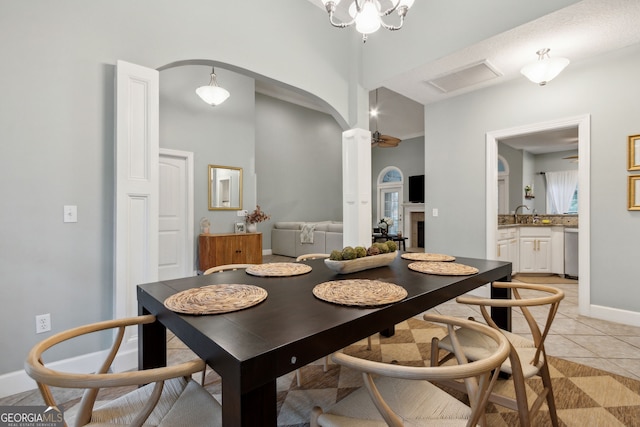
[
  {"x1": 263, "y1": 249, "x2": 273, "y2": 256},
  {"x1": 0, "y1": 348, "x2": 138, "y2": 399},
  {"x1": 588, "y1": 304, "x2": 640, "y2": 327}
]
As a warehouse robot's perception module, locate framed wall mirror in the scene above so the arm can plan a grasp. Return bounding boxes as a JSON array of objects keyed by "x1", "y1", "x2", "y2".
[{"x1": 208, "y1": 165, "x2": 243, "y2": 210}]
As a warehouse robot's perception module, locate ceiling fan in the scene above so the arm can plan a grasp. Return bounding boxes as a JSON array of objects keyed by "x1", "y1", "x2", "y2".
[
  {"x1": 563, "y1": 154, "x2": 579, "y2": 162},
  {"x1": 371, "y1": 89, "x2": 402, "y2": 148}
]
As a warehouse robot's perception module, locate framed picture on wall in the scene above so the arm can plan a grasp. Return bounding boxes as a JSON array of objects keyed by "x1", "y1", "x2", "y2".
[
  {"x1": 235, "y1": 222, "x2": 246, "y2": 233},
  {"x1": 628, "y1": 134, "x2": 640, "y2": 170},
  {"x1": 629, "y1": 175, "x2": 640, "y2": 210}
]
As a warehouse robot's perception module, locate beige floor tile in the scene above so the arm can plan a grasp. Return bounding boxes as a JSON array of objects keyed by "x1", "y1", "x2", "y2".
[
  {"x1": 567, "y1": 335, "x2": 640, "y2": 359},
  {"x1": 544, "y1": 334, "x2": 598, "y2": 358}
]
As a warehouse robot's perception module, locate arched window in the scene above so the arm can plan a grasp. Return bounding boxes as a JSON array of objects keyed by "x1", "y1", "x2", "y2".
[{"x1": 377, "y1": 167, "x2": 404, "y2": 234}]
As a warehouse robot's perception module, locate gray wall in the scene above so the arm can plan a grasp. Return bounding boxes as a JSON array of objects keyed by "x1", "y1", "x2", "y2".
[
  {"x1": 371, "y1": 136, "x2": 425, "y2": 224},
  {"x1": 160, "y1": 65, "x2": 257, "y2": 262},
  {"x1": 0, "y1": 0, "x2": 355, "y2": 376},
  {"x1": 424, "y1": 43, "x2": 640, "y2": 313},
  {"x1": 255, "y1": 93, "x2": 344, "y2": 249},
  {"x1": 498, "y1": 142, "x2": 524, "y2": 213}
]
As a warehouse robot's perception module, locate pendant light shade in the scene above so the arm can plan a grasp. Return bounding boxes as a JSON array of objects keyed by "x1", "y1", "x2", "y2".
[
  {"x1": 520, "y1": 48, "x2": 570, "y2": 86},
  {"x1": 196, "y1": 68, "x2": 230, "y2": 106}
]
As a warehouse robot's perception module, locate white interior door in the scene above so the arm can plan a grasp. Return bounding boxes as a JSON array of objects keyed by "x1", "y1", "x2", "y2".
[
  {"x1": 115, "y1": 60, "x2": 159, "y2": 350},
  {"x1": 159, "y1": 149, "x2": 194, "y2": 280}
]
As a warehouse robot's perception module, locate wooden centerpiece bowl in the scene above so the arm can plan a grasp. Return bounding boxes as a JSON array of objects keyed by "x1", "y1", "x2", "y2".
[{"x1": 324, "y1": 251, "x2": 398, "y2": 274}]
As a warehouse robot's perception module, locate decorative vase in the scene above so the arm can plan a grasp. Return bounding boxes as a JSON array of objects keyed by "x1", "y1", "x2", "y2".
[{"x1": 247, "y1": 223, "x2": 257, "y2": 233}]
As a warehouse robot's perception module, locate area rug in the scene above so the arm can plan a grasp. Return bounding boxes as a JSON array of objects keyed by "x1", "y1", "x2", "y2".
[
  {"x1": 198, "y1": 316, "x2": 640, "y2": 426},
  {"x1": 513, "y1": 273, "x2": 578, "y2": 285},
  {"x1": 18, "y1": 315, "x2": 639, "y2": 426}
]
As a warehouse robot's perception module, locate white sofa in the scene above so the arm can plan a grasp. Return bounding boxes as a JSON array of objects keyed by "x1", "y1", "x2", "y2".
[{"x1": 271, "y1": 221, "x2": 343, "y2": 258}]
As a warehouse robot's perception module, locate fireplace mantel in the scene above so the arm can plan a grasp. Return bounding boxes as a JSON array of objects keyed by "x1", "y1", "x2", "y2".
[{"x1": 403, "y1": 203, "x2": 425, "y2": 249}]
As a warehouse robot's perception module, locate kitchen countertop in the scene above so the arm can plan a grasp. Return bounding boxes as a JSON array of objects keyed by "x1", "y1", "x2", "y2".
[{"x1": 498, "y1": 223, "x2": 577, "y2": 229}]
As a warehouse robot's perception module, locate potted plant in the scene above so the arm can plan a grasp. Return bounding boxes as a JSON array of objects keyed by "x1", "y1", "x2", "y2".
[{"x1": 245, "y1": 205, "x2": 270, "y2": 232}]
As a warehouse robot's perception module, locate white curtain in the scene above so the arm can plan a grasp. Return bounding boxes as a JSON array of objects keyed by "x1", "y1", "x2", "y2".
[{"x1": 545, "y1": 170, "x2": 578, "y2": 214}]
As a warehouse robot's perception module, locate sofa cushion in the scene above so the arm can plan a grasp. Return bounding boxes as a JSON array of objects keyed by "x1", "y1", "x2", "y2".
[
  {"x1": 274, "y1": 222, "x2": 304, "y2": 230},
  {"x1": 271, "y1": 229, "x2": 297, "y2": 257},
  {"x1": 328, "y1": 223, "x2": 343, "y2": 232},
  {"x1": 295, "y1": 231, "x2": 326, "y2": 257},
  {"x1": 325, "y1": 232, "x2": 343, "y2": 253}
]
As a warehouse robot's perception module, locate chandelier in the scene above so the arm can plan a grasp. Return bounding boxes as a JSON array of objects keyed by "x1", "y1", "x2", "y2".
[
  {"x1": 320, "y1": 0, "x2": 415, "y2": 42},
  {"x1": 520, "y1": 48, "x2": 570, "y2": 86}
]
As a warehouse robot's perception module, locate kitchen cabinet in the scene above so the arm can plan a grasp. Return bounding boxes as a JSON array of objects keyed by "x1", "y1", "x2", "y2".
[
  {"x1": 497, "y1": 226, "x2": 518, "y2": 274},
  {"x1": 198, "y1": 233, "x2": 263, "y2": 272},
  {"x1": 519, "y1": 227, "x2": 554, "y2": 273}
]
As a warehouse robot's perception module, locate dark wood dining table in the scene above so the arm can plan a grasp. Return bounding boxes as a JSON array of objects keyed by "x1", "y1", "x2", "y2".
[{"x1": 137, "y1": 255, "x2": 511, "y2": 426}]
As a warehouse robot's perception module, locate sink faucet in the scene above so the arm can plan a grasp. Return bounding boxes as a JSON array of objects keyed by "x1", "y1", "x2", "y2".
[{"x1": 514, "y1": 204, "x2": 529, "y2": 224}]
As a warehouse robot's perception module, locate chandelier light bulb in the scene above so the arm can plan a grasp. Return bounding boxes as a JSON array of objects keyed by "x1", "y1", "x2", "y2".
[{"x1": 355, "y1": 2, "x2": 381, "y2": 34}]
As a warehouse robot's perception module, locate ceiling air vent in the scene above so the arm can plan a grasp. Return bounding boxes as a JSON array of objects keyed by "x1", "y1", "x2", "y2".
[{"x1": 425, "y1": 60, "x2": 502, "y2": 93}]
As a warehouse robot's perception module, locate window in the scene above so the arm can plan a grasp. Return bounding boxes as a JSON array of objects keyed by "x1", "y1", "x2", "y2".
[{"x1": 567, "y1": 186, "x2": 578, "y2": 214}]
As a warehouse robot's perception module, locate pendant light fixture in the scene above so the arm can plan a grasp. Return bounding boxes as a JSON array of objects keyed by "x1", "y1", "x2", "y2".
[
  {"x1": 520, "y1": 48, "x2": 570, "y2": 86},
  {"x1": 320, "y1": 0, "x2": 415, "y2": 42},
  {"x1": 196, "y1": 67, "x2": 230, "y2": 106}
]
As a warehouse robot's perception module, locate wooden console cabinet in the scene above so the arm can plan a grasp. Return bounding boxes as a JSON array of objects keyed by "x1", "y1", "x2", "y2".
[{"x1": 198, "y1": 233, "x2": 263, "y2": 272}]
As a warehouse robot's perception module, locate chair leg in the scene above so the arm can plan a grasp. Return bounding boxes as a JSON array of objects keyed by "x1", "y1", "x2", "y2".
[
  {"x1": 296, "y1": 368, "x2": 302, "y2": 387},
  {"x1": 367, "y1": 335, "x2": 372, "y2": 350},
  {"x1": 540, "y1": 359, "x2": 559, "y2": 427},
  {"x1": 506, "y1": 350, "x2": 531, "y2": 427}
]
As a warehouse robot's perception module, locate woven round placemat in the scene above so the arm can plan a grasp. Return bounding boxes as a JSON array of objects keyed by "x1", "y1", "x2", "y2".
[
  {"x1": 245, "y1": 262, "x2": 312, "y2": 277},
  {"x1": 164, "y1": 284, "x2": 267, "y2": 315},
  {"x1": 313, "y1": 279, "x2": 407, "y2": 307},
  {"x1": 408, "y1": 261, "x2": 479, "y2": 276},
  {"x1": 401, "y1": 252, "x2": 456, "y2": 262}
]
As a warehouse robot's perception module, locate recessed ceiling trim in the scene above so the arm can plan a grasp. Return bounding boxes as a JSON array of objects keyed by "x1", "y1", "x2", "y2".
[{"x1": 424, "y1": 60, "x2": 503, "y2": 93}]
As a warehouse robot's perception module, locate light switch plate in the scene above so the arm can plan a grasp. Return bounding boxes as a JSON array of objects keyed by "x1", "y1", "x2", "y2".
[
  {"x1": 237, "y1": 210, "x2": 248, "y2": 217},
  {"x1": 432, "y1": 208, "x2": 439, "y2": 217},
  {"x1": 64, "y1": 205, "x2": 77, "y2": 223}
]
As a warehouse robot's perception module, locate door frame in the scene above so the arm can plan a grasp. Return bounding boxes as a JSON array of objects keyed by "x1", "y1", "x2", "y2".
[
  {"x1": 485, "y1": 114, "x2": 591, "y2": 316},
  {"x1": 159, "y1": 148, "x2": 195, "y2": 278}
]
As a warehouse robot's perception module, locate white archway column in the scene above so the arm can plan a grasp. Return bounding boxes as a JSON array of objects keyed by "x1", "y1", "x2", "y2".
[{"x1": 342, "y1": 128, "x2": 372, "y2": 248}]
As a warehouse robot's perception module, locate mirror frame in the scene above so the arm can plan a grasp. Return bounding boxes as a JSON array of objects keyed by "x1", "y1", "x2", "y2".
[{"x1": 208, "y1": 164, "x2": 243, "y2": 210}]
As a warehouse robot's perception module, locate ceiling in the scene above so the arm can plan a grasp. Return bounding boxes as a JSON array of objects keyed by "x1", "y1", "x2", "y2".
[
  {"x1": 260, "y1": 0, "x2": 640, "y2": 144},
  {"x1": 499, "y1": 127, "x2": 578, "y2": 154}
]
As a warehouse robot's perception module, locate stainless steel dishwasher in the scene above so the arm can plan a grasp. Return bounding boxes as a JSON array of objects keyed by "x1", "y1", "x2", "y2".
[{"x1": 564, "y1": 228, "x2": 578, "y2": 279}]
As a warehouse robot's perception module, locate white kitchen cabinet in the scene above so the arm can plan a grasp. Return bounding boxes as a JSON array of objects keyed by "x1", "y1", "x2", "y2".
[
  {"x1": 519, "y1": 236, "x2": 551, "y2": 273},
  {"x1": 497, "y1": 226, "x2": 518, "y2": 274}
]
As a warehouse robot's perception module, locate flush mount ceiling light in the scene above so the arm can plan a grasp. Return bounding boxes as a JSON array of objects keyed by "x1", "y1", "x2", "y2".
[
  {"x1": 196, "y1": 68, "x2": 230, "y2": 106},
  {"x1": 320, "y1": 0, "x2": 415, "y2": 42},
  {"x1": 520, "y1": 48, "x2": 570, "y2": 86}
]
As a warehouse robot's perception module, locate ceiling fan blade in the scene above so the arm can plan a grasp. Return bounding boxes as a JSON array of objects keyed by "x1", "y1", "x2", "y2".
[
  {"x1": 563, "y1": 155, "x2": 579, "y2": 159},
  {"x1": 379, "y1": 135, "x2": 401, "y2": 146}
]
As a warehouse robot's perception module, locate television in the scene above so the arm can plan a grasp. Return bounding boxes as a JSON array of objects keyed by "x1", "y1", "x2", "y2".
[{"x1": 408, "y1": 175, "x2": 424, "y2": 203}]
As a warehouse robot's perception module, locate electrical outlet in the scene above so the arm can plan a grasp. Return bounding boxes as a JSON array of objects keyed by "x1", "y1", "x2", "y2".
[{"x1": 36, "y1": 313, "x2": 51, "y2": 334}]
